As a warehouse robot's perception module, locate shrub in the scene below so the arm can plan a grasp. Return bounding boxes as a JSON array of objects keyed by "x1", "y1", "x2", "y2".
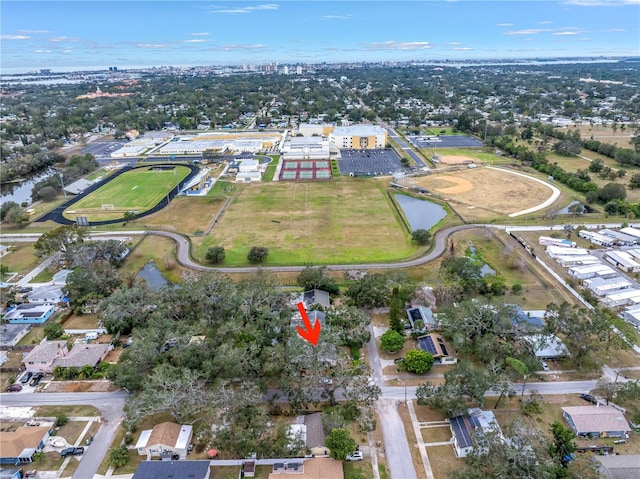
[
  {"x1": 380, "y1": 330, "x2": 405, "y2": 353},
  {"x1": 247, "y1": 246, "x2": 269, "y2": 263},
  {"x1": 55, "y1": 414, "x2": 68, "y2": 427},
  {"x1": 404, "y1": 349, "x2": 434, "y2": 374}
]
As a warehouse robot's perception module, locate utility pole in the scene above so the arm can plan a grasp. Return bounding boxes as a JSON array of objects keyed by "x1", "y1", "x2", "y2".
[{"x1": 59, "y1": 172, "x2": 67, "y2": 199}]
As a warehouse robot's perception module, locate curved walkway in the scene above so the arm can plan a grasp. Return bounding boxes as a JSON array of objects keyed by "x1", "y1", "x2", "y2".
[
  {"x1": 485, "y1": 167, "x2": 561, "y2": 218},
  {"x1": 150, "y1": 224, "x2": 478, "y2": 273}
]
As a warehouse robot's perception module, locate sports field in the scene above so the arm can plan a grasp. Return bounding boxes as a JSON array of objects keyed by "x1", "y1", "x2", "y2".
[
  {"x1": 195, "y1": 180, "x2": 422, "y2": 265},
  {"x1": 408, "y1": 167, "x2": 555, "y2": 221},
  {"x1": 63, "y1": 165, "x2": 190, "y2": 221}
]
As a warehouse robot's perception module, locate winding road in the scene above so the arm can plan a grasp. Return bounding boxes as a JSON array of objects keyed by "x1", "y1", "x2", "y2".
[{"x1": 148, "y1": 223, "x2": 477, "y2": 273}]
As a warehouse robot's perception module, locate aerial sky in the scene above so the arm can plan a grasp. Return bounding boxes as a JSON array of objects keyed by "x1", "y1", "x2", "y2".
[{"x1": 1, "y1": 0, "x2": 639, "y2": 73}]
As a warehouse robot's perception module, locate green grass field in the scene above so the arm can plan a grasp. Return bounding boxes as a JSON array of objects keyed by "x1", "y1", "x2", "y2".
[
  {"x1": 63, "y1": 165, "x2": 190, "y2": 220},
  {"x1": 194, "y1": 179, "x2": 427, "y2": 265}
]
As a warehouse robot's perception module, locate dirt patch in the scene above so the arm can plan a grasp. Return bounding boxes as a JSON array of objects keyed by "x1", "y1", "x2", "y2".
[
  {"x1": 415, "y1": 168, "x2": 555, "y2": 221},
  {"x1": 44, "y1": 381, "x2": 119, "y2": 393},
  {"x1": 439, "y1": 155, "x2": 476, "y2": 165},
  {"x1": 432, "y1": 175, "x2": 474, "y2": 194}
]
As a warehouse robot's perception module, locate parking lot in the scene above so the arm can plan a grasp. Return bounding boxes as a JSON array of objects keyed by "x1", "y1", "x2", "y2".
[
  {"x1": 407, "y1": 135, "x2": 483, "y2": 149},
  {"x1": 81, "y1": 140, "x2": 127, "y2": 158},
  {"x1": 338, "y1": 148, "x2": 403, "y2": 176}
]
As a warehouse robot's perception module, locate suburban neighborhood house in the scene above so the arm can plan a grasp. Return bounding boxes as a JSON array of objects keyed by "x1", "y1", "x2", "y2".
[
  {"x1": 24, "y1": 285, "x2": 66, "y2": 304},
  {"x1": 298, "y1": 289, "x2": 331, "y2": 309},
  {"x1": 595, "y1": 454, "x2": 640, "y2": 479},
  {"x1": 135, "y1": 422, "x2": 193, "y2": 460},
  {"x1": 562, "y1": 406, "x2": 632, "y2": 438},
  {"x1": 268, "y1": 457, "x2": 343, "y2": 479},
  {"x1": 3, "y1": 303, "x2": 56, "y2": 324},
  {"x1": 406, "y1": 305, "x2": 438, "y2": 331},
  {"x1": 131, "y1": 460, "x2": 211, "y2": 479},
  {"x1": 22, "y1": 340, "x2": 111, "y2": 373},
  {"x1": 449, "y1": 409, "x2": 503, "y2": 458},
  {"x1": 0, "y1": 426, "x2": 51, "y2": 466}
]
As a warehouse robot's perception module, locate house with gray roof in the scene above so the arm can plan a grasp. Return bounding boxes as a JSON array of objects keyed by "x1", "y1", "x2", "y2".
[
  {"x1": 562, "y1": 406, "x2": 631, "y2": 438},
  {"x1": 22, "y1": 340, "x2": 110, "y2": 373},
  {"x1": 3, "y1": 303, "x2": 55, "y2": 324},
  {"x1": 0, "y1": 323, "x2": 31, "y2": 349},
  {"x1": 26, "y1": 285, "x2": 66, "y2": 304},
  {"x1": 595, "y1": 454, "x2": 640, "y2": 479},
  {"x1": 53, "y1": 343, "x2": 111, "y2": 370},
  {"x1": 406, "y1": 305, "x2": 438, "y2": 331},
  {"x1": 449, "y1": 408, "x2": 503, "y2": 458},
  {"x1": 132, "y1": 460, "x2": 210, "y2": 479}
]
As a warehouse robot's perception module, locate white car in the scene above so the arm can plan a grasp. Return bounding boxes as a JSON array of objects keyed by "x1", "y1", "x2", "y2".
[
  {"x1": 346, "y1": 451, "x2": 363, "y2": 461},
  {"x1": 540, "y1": 360, "x2": 549, "y2": 371}
]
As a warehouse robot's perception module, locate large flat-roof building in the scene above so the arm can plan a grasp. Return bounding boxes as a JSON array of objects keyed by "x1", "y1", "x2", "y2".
[{"x1": 329, "y1": 125, "x2": 387, "y2": 149}]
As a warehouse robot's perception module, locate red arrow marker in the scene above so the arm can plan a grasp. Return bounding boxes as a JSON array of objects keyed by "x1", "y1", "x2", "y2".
[{"x1": 296, "y1": 302, "x2": 321, "y2": 346}]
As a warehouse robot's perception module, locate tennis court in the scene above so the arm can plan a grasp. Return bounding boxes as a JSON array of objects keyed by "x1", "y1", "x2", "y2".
[{"x1": 279, "y1": 160, "x2": 332, "y2": 181}]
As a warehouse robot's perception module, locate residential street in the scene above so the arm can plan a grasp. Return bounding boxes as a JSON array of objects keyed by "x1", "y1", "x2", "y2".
[{"x1": 0, "y1": 392, "x2": 128, "y2": 479}]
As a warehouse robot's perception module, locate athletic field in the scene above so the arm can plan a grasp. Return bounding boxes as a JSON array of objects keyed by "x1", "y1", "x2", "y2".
[{"x1": 63, "y1": 165, "x2": 190, "y2": 221}]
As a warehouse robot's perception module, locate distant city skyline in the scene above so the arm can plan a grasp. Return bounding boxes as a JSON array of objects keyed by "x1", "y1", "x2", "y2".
[{"x1": 1, "y1": 0, "x2": 639, "y2": 74}]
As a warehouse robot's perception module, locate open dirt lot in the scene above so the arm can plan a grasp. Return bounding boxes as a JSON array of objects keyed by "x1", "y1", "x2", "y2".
[
  {"x1": 414, "y1": 167, "x2": 555, "y2": 221},
  {"x1": 438, "y1": 155, "x2": 476, "y2": 165}
]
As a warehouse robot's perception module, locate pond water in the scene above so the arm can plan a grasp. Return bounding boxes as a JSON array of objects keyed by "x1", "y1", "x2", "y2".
[
  {"x1": 394, "y1": 194, "x2": 447, "y2": 231},
  {"x1": 556, "y1": 200, "x2": 594, "y2": 215},
  {"x1": 136, "y1": 262, "x2": 169, "y2": 291},
  {"x1": 0, "y1": 169, "x2": 55, "y2": 206}
]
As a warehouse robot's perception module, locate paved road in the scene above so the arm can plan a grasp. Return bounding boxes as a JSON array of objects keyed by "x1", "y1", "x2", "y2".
[
  {"x1": 381, "y1": 125, "x2": 427, "y2": 168},
  {"x1": 0, "y1": 392, "x2": 128, "y2": 479},
  {"x1": 149, "y1": 224, "x2": 476, "y2": 273}
]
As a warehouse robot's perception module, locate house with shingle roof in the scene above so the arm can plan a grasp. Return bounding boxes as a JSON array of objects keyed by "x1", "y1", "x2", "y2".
[
  {"x1": 595, "y1": 454, "x2": 640, "y2": 479},
  {"x1": 0, "y1": 426, "x2": 51, "y2": 466},
  {"x1": 269, "y1": 457, "x2": 343, "y2": 479},
  {"x1": 135, "y1": 422, "x2": 193, "y2": 460},
  {"x1": 132, "y1": 460, "x2": 210, "y2": 479},
  {"x1": 562, "y1": 406, "x2": 631, "y2": 438},
  {"x1": 22, "y1": 340, "x2": 110, "y2": 373},
  {"x1": 26, "y1": 285, "x2": 66, "y2": 304},
  {"x1": 449, "y1": 408, "x2": 503, "y2": 458},
  {"x1": 22, "y1": 340, "x2": 68, "y2": 373}
]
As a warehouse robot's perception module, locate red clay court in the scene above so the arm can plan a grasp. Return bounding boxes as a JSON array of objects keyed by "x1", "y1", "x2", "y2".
[{"x1": 279, "y1": 160, "x2": 332, "y2": 181}]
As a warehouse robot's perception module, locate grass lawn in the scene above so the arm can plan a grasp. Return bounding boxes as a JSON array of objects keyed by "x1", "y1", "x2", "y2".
[
  {"x1": 32, "y1": 269, "x2": 54, "y2": 282},
  {"x1": 193, "y1": 178, "x2": 423, "y2": 266},
  {"x1": 63, "y1": 313, "x2": 99, "y2": 330},
  {"x1": 263, "y1": 163, "x2": 278, "y2": 182},
  {"x1": 62, "y1": 165, "x2": 191, "y2": 221},
  {"x1": 140, "y1": 196, "x2": 225, "y2": 234},
  {"x1": 344, "y1": 461, "x2": 373, "y2": 479},
  {"x1": 120, "y1": 234, "x2": 186, "y2": 284},
  {"x1": 32, "y1": 451, "x2": 65, "y2": 472},
  {"x1": 56, "y1": 420, "x2": 89, "y2": 445},
  {"x1": 36, "y1": 405, "x2": 100, "y2": 417},
  {"x1": 0, "y1": 244, "x2": 39, "y2": 277}
]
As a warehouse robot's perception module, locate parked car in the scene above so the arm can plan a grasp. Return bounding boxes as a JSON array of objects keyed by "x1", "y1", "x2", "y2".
[
  {"x1": 29, "y1": 373, "x2": 44, "y2": 387},
  {"x1": 60, "y1": 447, "x2": 84, "y2": 457},
  {"x1": 6, "y1": 384, "x2": 22, "y2": 392},
  {"x1": 20, "y1": 372, "x2": 33, "y2": 384},
  {"x1": 85, "y1": 436, "x2": 94, "y2": 446},
  {"x1": 580, "y1": 393, "x2": 598, "y2": 405},
  {"x1": 540, "y1": 360, "x2": 549, "y2": 371},
  {"x1": 346, "y1": 451, "x2": 363, "y2": 461}
]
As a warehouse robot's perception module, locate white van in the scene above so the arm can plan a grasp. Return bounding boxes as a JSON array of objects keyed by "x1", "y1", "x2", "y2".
[{"x1": 85, "y1": 332, "x2": 99, "y2": 341}]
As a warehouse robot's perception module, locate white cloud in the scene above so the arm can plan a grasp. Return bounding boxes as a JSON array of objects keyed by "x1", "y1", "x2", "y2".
[
  {"x1": 34, "y1": 50, "x2": 52, "y2": 53},
  {"x1": 503, "y1": 29, "x2": 551, "y2": 35},
  {"x1": 453, "y1": 47, "x2": 473, "y2": 51},
  {"x1": 18, "y1": 29, "x2": 50, "y2": 34},
  {"x1": 191, "y1": 32, "x2": 210, "y2": 36},
  {"x1": 447, "y1": 42, "x2": 462, "y2": 45},
  {"x1": 1, "y1": 35, "x2": 30, "y2": 40},
  {"x1": 323, "y1": 15, "x2": 352, "y2": 20},
  {"x1": 538, "y1": 21, "x2": 553, "y2": 24},
  {"x1": 563, "y1": 0, "x2": 639, "y2": 5},
  {"x1": 49, "y1": 36, "x2": 81, "y2": 43},
  {"x1": 495, "y1": 23, "x2": 514, "y2": 27},
  {"x1": 208, "y1": 3, "x2": 279, "y2": 14},
  {"x1": 137, "y1": 43, "x2": 171, "y2": 49},
  {"x1": 185, "y1": 39, "x2": 207, "y2": 43},
  {"x1": 599, "y1": 28, "x2": 625, "y2": 32},
  {"x1": 553, "y1": 31, "x2": 582, "y2": 35},
  {"x1": 218, "y1": 44, "x2": 267, "y2": 51},
  {"x1": 363, "y1": 41, "x2": 433, "y2": 51},
  {"x1": 580, "y1": 37, "x2": 591, "y2": 41}
]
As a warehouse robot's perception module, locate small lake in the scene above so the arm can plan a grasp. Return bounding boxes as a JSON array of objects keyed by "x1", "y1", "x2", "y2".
[
  {"x1": 136, "y1": 262, "x2": 169, "y2": 291},
  {"x1": 0, "y1": 169, "x2": 55, "y2": 206},
  {"x1": 394, "y1": 194, "x2": 447, "y2": 231}
]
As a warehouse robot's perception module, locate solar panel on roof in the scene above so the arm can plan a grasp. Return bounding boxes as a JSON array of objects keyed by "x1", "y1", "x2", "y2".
[
  {"x1": 409, "y1": 308, "x2": 422, "y2": 321},
  {"x1": 450, "y1": 416, "x2": 473, "y2": 448},
  {"x1": 418, "y1": 336, "x2": 438, "y2": 355},
  {"x1": 437, "y1": 337, "x2": 449, "y2": 356},
  {"x1": 21, "y1": 312, "x2": 46, "y2": 318}
]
